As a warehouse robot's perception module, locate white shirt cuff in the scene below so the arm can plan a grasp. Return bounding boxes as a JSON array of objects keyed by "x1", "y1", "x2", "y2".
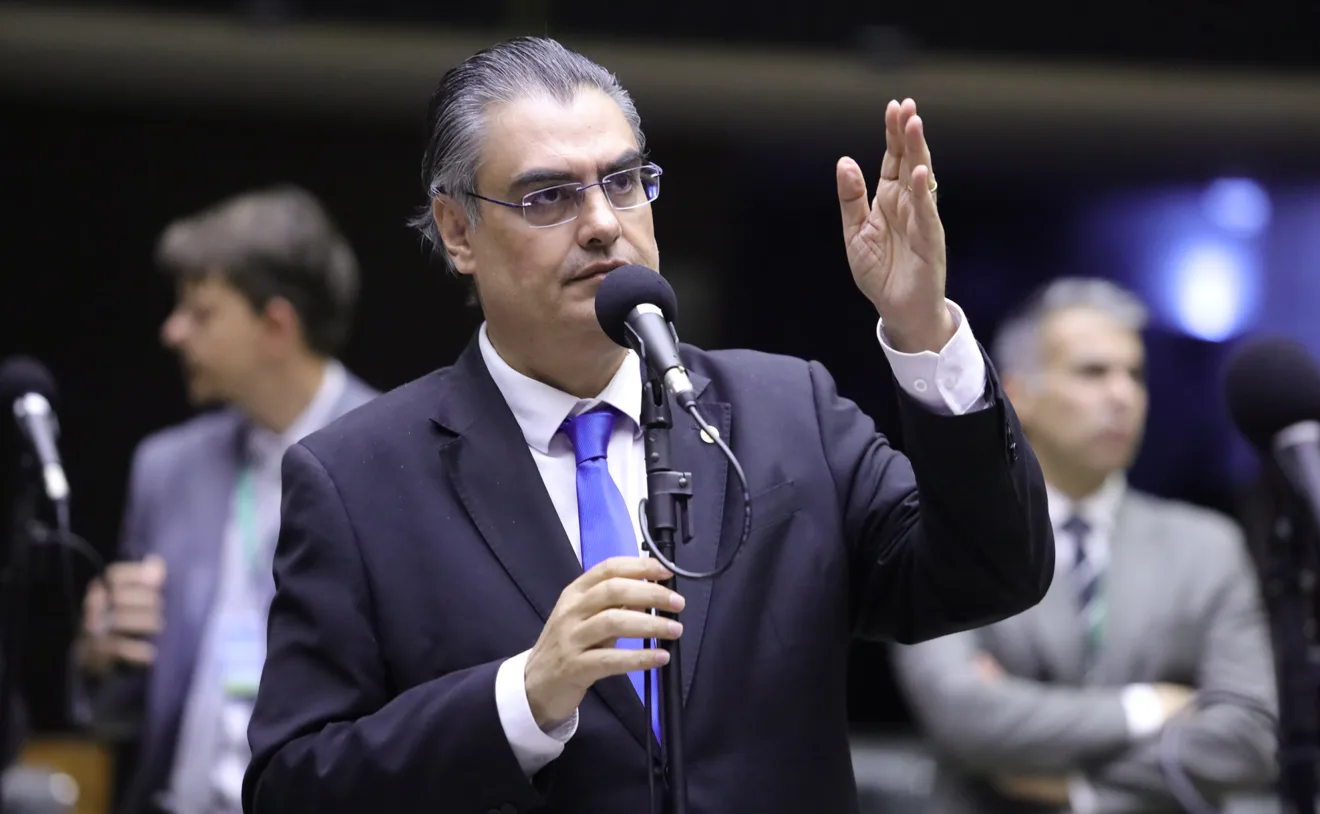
[
  {"x1": 876, "y1": 299, "x2": 989, "y2": 416},
  {"x1": 1068, "y1": 773, "x2": 1098, "y2": 814},
  {"x1": 1120, "y1": 683, "x2": 1167, "y2": 740},
  {"x1": 495, "y1": 650, "x2": 578, "y2": 777}
]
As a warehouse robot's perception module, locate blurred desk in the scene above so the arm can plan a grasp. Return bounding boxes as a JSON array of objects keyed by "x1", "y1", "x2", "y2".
[{"x1": 16, "y1": 737, "x2": 111, "y2": 814}]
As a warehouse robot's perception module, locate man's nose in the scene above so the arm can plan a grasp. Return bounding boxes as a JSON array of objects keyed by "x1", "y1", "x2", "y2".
[
  {"x1": 160, "y1": 312, "x2": 188, "y2": 348},
  {"x1": 575, "y1": 186, "x2": 621, "y2": 247}
]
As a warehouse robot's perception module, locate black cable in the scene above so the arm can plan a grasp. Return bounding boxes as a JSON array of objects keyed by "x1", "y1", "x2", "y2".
[
  {"x1": 634, "y1": 402, "x2": 752, "y2": 814},
  {"x1": 636, "y1": 404, "x2": 752, "y2": 580},
  {"x1": 26, "y1": 521, "x2": 104, "y2": 577},
  {"x1": 1159, "y1": 689, "x2": 1280, "y2": 814}
]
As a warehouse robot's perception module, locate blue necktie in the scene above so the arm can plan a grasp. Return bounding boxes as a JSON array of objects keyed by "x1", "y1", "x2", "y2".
[{"x1": 561, "y1": 406, "x2": 661, "y2": 741}]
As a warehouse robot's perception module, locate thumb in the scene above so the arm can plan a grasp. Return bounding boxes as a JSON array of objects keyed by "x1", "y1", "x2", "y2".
[
  {"x1": 836, "y1": 157, "x2": 870, "y2": 241},
  {"x1": 141, "y1": 553, "x2": 167, "y2": 586}
]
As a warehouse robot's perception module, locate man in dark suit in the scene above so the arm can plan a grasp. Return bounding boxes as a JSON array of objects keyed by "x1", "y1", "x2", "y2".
[
  {"x1": 72, "y1": 186, "x2": 378, "y2": 814},
  {"x1": 243, "y1": 37, "x2": 1056, "y2": 814}
]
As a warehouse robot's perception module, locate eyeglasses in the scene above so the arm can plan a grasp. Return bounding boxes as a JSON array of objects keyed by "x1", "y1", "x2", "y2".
[{"x1": 463, "y1": 163, "x2": 663, "y2": 228}]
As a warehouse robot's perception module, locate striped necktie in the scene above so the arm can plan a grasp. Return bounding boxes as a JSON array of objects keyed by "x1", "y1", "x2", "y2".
[{"x1": 1063, "y1": 514, "x2": 1104, "y2": 670}]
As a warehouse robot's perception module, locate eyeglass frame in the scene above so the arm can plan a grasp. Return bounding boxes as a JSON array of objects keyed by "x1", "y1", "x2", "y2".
[{"x1": 436, "y1": 162, "x2": 664, "y2": 229}]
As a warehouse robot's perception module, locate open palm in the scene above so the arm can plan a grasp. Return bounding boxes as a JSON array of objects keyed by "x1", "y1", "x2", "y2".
[{"x1": 837, "y1": 98, "x2": 950, "y2": 352}]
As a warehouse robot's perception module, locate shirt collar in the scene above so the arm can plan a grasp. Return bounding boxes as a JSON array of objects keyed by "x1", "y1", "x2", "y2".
[
  {"x1": 1045, "y1": 471, "x2": 1127, "y2": 535},
  {"x1": 478, "y1": 322, "x2": 642, "y2": 455},
  {"x1": 245, "y1": 359, "x2": 347, "y2": 465}
]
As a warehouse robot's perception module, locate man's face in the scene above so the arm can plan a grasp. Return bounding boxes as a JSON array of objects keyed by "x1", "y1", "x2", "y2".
[
  {"x1": 441, "y1": 89, "x2": 660, "y2": 344},
  {"x1": 159, "y1": 274, "x2": 268, "y2": 406},
  {"x1": 1009, "y1": 307, "x2": 1149, "y2": 480}
]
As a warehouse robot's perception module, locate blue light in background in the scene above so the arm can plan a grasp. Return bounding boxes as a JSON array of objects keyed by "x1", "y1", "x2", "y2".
[
  {"x1": 1075, "y1": 177, "x2": 1271, "y2": 343},
  {"x1": 1164, "y1": 240, "x2": 1261, "y2": 341},
  {"x1": 1201, "y1": 178, "x2": 1272, "y2": 237}
]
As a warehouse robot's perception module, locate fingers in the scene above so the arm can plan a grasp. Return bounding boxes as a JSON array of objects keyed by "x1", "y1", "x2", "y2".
[
  {"x1": 108, "y1": 636, "x2": 157, "y2": 666},
  {"x1": 111, "y1": 606, "x2": 164, "y2": 637},
  {"x1": 577, "y1": 556, "x2": 671, "y2": 591},
  {"x1": 578, "y1": 575, "x2": 685, "y2": 619},
  {"x1": 902, "y1": 105, "x2": 934, "y2": 191},
  {"x1": 141, "y1": 554, "x2": 168, "y2": 584},
  {"x1": 99, "y1": 558, "x2": 167, "y2": 637},
  {"x1": 579, "y1": 645, "x2": 670, "y2": 684},
  {"x1": 575, "y1": 607, "x2": 682, "y2": 650},
  {"x1": 907, "y1": 165, "x2": 943, "y2": 243},
  {"x1": 836, "y1": 157, "x2": 870, "y2": 242},
  {"x1": 106, "y1": 557, "x2": 167, "y2": 592},
  {"x1": 880, "y1": 99, "x2": 903, "y2": 181}
]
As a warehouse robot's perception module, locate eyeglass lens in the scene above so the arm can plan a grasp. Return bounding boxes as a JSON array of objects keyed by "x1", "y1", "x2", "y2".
[{"x1": 522, "y1": 166, "x2": 661, "y2": 227}]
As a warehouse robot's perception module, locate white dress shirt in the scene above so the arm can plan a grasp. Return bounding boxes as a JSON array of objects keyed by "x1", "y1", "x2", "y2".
[
  {"x1": 480, "y1": 302, "x2": 990, "y2": 777},
  {"x1": 166, "y1": 361, "x2": 347, "y2": 814},
  {"x1": 1046, "y1": 474, "x2": 1172, "y2": 814}
]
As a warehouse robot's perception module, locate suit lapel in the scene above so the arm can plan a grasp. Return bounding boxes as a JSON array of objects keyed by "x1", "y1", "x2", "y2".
[
  {"x1": 433, "y1": 339, "x2": 661, "y2": 750},
  {"x1": 666, "y1": 378, "x2": 729, "y2": 704},
  {"x1": 1029, "y1": 570, "x2": 1089, "y2": 685},
  {"x1": 147, "y1": 418, "x2": 241, "y2": 756},
  {"x1": 433, "y1": 340, "x2": 583, "y2": 624},
  {"x1": 1093, "y1": 495, "x2": 1161, "y2": 683}
]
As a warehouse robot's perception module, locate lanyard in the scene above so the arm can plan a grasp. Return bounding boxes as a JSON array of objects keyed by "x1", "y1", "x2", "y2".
[{"x1": 234, "y1": 464, "x2": 269, "y2": 595}]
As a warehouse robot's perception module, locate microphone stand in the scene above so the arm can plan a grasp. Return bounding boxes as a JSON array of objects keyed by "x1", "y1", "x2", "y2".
[
  {"x1": 1259, "y1": 470, "x2": 1320, "y2": 814},
  {"x1": 0, "y1": 453, "x2": 39, "y2": 807},
  {"x1": 639, "y1": 365, "x2": 693, "y2": 814}
]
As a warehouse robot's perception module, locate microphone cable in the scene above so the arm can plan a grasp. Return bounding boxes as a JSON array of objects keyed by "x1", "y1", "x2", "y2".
[
  {"x1": 635, "y1": 403, "x2": 752, "y2": 580},
  {"x1": 634, "y1": 401, "x2": 754, "y2": 814}
]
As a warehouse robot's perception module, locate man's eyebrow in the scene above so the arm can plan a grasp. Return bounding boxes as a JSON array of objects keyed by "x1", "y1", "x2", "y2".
[
  {"x1": 507, "y1": 168, "x2": 578, "y2": 194},
  {"x1": 602, "y1": 149, "x2": 646, "y2": 175},
  {"x1": 507, "y1": 150, "x2": 647, "y2": 195}
]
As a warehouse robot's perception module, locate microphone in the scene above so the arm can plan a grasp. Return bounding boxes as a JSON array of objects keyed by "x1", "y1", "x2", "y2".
[
  {"x1": 1221, "y1": 337, "x2": 1320, "y2": 814},
  {"x1": 595, "y1": 265, "x2": 698, "y2": 411},
  {"x1": 1224, "y1": 336, "x2": 1320, "y2": 525},
  {"x1": 0, "y1": 356, "x2": 70, "y2": 515}
]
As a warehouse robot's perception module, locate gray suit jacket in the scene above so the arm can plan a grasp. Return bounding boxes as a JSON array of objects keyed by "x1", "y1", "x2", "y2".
[
  {"x1": 892, "y1": 489, "x2": 1278, "y2": 814},
  {"x1": 80, "y1": 370, "x2": 377, "y2": 814}
]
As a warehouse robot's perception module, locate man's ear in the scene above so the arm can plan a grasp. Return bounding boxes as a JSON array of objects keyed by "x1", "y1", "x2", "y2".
[
  {"x1": 434, "y1": 197, "x2": 476, "y2": 277},
  {"x1": 260, "y1": 296, "x2": 307, "y2": 352}
]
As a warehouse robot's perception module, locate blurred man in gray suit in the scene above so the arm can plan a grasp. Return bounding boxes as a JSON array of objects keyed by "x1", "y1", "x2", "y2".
[
  {"x1": 70, "y1": 187, "x2": 378, "y2": 814},
  {"x1": 893, "y1": 277, "x2": 1278, "y2": 813}
]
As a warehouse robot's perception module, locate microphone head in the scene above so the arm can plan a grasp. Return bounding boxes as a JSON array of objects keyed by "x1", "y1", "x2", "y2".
[
  {"x1": 0, "y1": 355, "x2": 57, "y2": 406},
  {"x1": 594, "y1": 264, "x2": 679, "y2": 348},
  {"x1": 1223, "y1": 336, "x2": 1320, "y2": 449}
]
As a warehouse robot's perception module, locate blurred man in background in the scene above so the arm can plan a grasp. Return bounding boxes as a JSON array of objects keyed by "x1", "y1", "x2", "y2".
[
  {"x1": 71, "y1": 186, "x2": 378, "y2": 814},
  {"x1": 893, "y1": 277, "x2": 1278, "y2": 813}
]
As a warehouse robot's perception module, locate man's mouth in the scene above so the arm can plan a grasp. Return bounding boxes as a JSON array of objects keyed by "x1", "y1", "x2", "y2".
[{"x1": 567, "y1": 259, "x2": 627, "y2": 284}]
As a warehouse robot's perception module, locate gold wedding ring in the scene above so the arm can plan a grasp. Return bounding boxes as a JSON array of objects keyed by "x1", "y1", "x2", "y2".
[{"x1": 908, "y1": 176, "x2": 938, "y2": 194}]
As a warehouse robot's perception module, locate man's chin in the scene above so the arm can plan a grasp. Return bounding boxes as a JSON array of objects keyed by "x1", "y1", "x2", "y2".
[{"x1": 184, "y1": 381, "x2": 223, "y2": 408}]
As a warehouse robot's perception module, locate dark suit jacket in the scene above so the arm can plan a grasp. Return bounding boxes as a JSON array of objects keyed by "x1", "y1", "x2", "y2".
[
  {"x1": 77, "y1": 372, "x2": 377, "y2": 814},
  {"x1": 243, "y1": 337, "x2": 1056, "y2": 814}
]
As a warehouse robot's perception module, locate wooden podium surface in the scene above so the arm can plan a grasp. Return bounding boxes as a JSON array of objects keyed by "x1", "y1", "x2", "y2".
[{"x1": 18, "y1": 736, "x2": 112, "y2": 814}]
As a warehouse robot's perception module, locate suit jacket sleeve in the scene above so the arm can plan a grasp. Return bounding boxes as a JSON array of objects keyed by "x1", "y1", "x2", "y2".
[
  {"x1": 243, "y1": 442, "x2": 547, "y2": 814},
  {"x1": 810, "y1": 355, "x2": 1054, "y2": 644},
  {"x1": 70, "y1": 439, "x2": 155, "y2": 739},
  {"x1": 891, "y1": 631, "x2": 1135, "y2": 772},
  {"x1": 1083, "y1": 532, "x2": 1278, "y2": 810}
]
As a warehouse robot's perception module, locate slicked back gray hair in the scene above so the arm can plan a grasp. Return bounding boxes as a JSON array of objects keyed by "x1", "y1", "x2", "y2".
[
  {"x1": 992, "y1": 277, "x2": 1149, "y2": 379},
  {"x1": 409, "y1": 37, "x2": 647, "y2": 275}
]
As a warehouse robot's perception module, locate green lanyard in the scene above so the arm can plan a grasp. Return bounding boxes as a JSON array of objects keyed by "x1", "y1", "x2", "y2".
[{"x1": 234, "y1": 464, "x2": 266, "y2": 591}]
